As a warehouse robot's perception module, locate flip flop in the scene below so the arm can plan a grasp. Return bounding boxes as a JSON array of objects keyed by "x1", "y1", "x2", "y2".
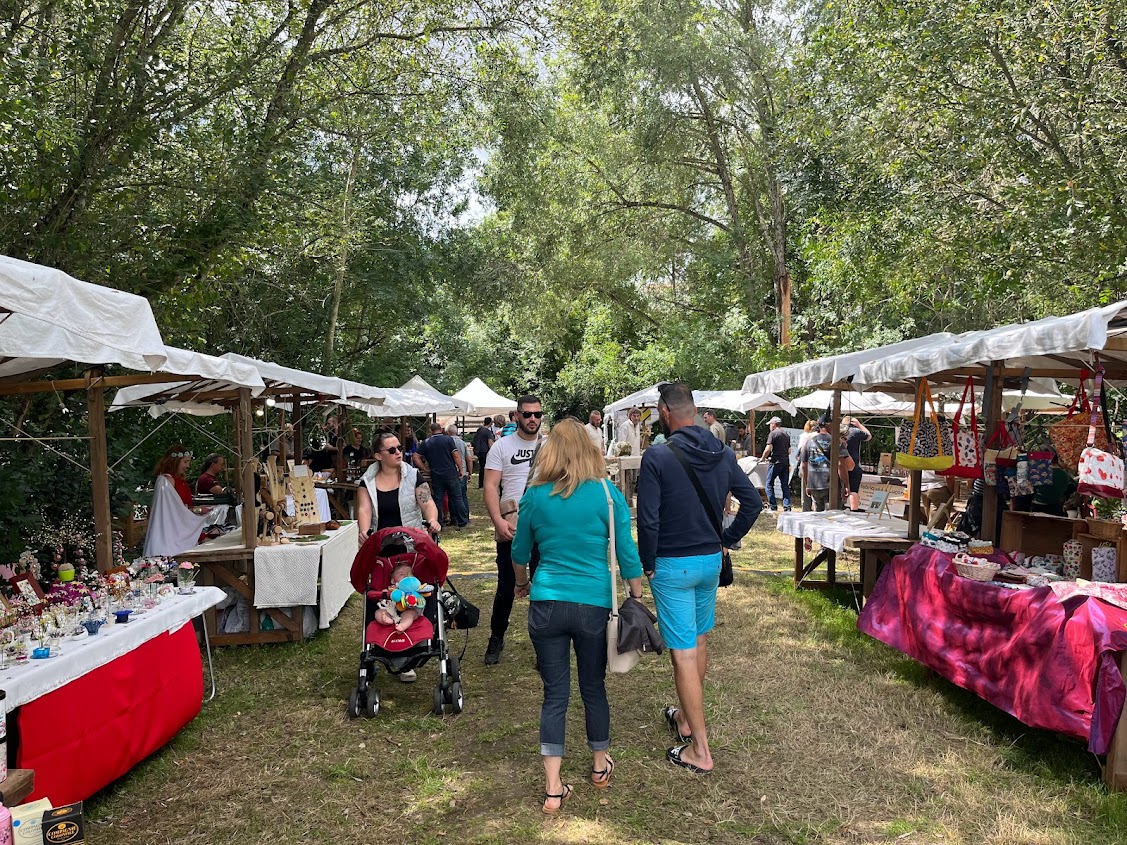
[
  {"x1": 591, "y1": 754, "x2": 615, "y2": 789},
  {"x1": 542, "y1": 784, "x2": 573, "y2": 815},
  {"x1": 663, "y1": 705, "x2": 692, "y2": 743},
  {"x1": 666, "y1": 744, "x2": 712, "y2": 775}
]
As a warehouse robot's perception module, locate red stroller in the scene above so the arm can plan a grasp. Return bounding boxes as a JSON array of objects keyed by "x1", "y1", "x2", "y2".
[{"x1": 347, "y1": 526, "x2": 464, "y2": 718}]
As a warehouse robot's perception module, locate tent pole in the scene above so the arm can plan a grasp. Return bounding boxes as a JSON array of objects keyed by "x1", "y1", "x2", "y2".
[
  {"x1": 86, "y1": 368, "x2": 113, "y2": 572},
  {"x1": 980, "y1": 363, "x2": 1004, "y2": 543},
  {"x1": 749, "y1": 410, "x2": 756, "y2": 455},
  {"x1": 239, "y1": 388, "x2": 257, "y2": 549},
  {"x1": 292, "y1": 394, "x2": 302, "y2": 463},
  {"x1": 829, "y1": 388, "x2": 843, "y2": 510}
]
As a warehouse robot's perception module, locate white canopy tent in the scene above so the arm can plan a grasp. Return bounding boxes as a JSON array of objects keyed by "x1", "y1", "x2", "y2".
[
  {"x1": 0, "y1": 254, "x2": 169, "y2": 379},
  {"x1": 452, "y1": 378, "x2": 516, "y2": 420},
  {"x1": 853, "y1": 302, "x2": 1127, "y2": 389},
  {"x1": 791, "y1": 381, "x2": 1067, "y2": 418},
  {"x1": 604, "y1": 385, "x2": 797, "y2": 417},
  {"x1": 365, "y1": 375, "x2": 473, "y2": 417}
]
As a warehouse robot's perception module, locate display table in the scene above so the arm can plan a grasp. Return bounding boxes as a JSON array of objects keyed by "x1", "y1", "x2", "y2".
[
  {"x1": 7, "y1": 587, "x2": 224, "y2": 805},
  {"x1": 182, "y1": 522, "x2": 358, "y2": 646},
  {"x1": 776, "y1": 511, "x2": 911, "y2": 593},
  {"x1": 859, "y1": 544, "x2": 1127, "y2": 789},
  {"x1": 314, "y1": 480, "x2": 359, "y2": 520}
]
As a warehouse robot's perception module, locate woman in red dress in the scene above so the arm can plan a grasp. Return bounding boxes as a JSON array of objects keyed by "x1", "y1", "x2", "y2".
[{"x1": 154, "y1": 445, "x2": 194, "y2": 506}]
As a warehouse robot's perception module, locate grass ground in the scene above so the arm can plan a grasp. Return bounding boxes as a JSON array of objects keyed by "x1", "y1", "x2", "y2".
[{"x1": 87, "y1": 488, "x2": 1127, "y2": 844}]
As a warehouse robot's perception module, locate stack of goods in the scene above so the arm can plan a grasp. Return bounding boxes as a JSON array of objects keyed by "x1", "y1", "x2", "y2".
[
  {"x1": 921, "y1": 530, "x2": 971, "y2": 554},
  {"x1": 967, "y1": 538, "x2": 994, "y2": 556}
]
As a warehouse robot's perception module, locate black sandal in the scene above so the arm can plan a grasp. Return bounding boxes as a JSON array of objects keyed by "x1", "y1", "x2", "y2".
[
  {"x1": 667, "y1": 744, "x2": 712, "y2": 774},
  {"x1": 591, "y1": 754, "x2": 615, "y2": 789},
  {"x1": 663, "y1": 705, "x2": 692, "y2": 743},
  {"x1": 542, "y1": 784, "x2": 573, "y2": 815}
]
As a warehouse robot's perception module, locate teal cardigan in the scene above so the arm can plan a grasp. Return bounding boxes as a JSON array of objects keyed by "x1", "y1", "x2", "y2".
[{"x1": 512, "y1": 478, "x2": 642, "y2": 608}]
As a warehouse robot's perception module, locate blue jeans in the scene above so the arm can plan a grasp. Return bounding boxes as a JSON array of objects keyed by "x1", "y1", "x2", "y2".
[
  {"x1": 765, "y1": 461, "x2": 791, "y2": 510},
  {"x1": 431, "y1": 471, "x2": 467, "y2": 526},
  {"x1": 528, "y1": 601, "x2": 611, "y2": 757}
]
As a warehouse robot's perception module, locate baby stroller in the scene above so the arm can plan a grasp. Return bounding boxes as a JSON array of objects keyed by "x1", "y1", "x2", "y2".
[{"x1": 347, "y1": 526, "x2": 464, "y2": 718}]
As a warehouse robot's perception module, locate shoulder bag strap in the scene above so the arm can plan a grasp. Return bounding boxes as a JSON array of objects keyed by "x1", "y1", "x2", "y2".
[
  {"x1": 667, "y1": 442, "x2": 723, "y2": 543},
  {"x1": 601, "y1": 479, "x2": 621, "y2": 615}
]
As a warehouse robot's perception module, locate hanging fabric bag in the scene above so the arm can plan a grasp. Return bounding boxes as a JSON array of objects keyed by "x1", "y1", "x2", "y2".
[
  {"x1": 940, "y1": 376, "x2": 983, "y2": 479},
  {"x1": 1076, "y1": 367, "x2": 1125, "y2": 499},
  {"x1": 1050, "y1": 370, "x2": 1111, "y2": 472},
  {"x1": 896, "y1": 380, "x2": 955, "y2": 471}
]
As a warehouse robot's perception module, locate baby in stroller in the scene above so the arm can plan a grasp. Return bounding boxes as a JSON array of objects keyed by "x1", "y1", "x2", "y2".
[{"x1": 347, "y1": 526, "x2": 465, "y2": 718}]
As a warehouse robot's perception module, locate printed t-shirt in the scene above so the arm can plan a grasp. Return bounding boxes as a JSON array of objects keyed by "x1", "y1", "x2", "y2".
[
  {"x1": 485, "y1": 433, "x2": 542, "y2": 502},
  {"x1": 767, "y1": 428, "x2": 791, "y2": 465},
  {"x1": 799, "y1": 434, "x2": 840, "y2": 491}
]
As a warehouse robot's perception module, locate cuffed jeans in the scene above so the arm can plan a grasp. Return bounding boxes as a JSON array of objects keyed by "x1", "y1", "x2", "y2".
[
  {"x1": 765, "y1": 461, "x2": 791, "y2": 510},
  {"x1": 528, "y1": 600, "x2": 611, "y2": 757}
]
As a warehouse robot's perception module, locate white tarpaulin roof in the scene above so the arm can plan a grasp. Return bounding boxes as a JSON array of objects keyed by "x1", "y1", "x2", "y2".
[
  {"x1": 854, "y1": 302, "x2": 1127, "y2": 388},
  {"x1": 0, "y1": 254, "x2": 168, "y2": 379},
  {"x1": 741, "y1": 333, "x2": 958, "y2": 395},
  {"x1": 352, "y1": 376, "x2": 472, "y2": 418},
  {"x1": 222, "y1": 353, "x2": 385, "y2": 406},
  {"x1": 792, "y1": 381, "x2": 1067, "y2": 417},
  {"x1": 110, "y1": 347, "x2": 267, "y2": 417},
  {"x1": 604, "y1": 385, "x2": 796, "y2": 417},
  {"x1": 453, "y1": 378, "x2": 515, "y2": 419}
]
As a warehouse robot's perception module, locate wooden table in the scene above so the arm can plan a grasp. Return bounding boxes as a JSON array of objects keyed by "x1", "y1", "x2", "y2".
[{"x1": 776, "y1": 511, "x2": 911, "y2": 596}]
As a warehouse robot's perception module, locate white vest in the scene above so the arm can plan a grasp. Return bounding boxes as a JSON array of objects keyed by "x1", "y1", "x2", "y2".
[{"x1": 361, "y1": 463, "x2": 423, "y2": 529}]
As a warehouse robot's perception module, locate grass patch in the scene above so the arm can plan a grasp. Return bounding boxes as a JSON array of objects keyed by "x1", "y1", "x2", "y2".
[{"x1": 84, "y1": 488, "x2": 1127, "y2": 844}]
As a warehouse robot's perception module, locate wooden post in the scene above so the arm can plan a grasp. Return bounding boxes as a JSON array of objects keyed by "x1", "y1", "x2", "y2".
[
  {"x1": 292, "y1": 394, "x2": 303, "y2": 463},
  {"x1": 908, "y1": 469, "x2": 922, "y2": 540},
  {"x1": 981, "y1": 364, "x2": 1004, "y2": 543},
  {"x1": 749, "y1": 410, "x2": 757, "y2": 455},
  {"x1": 829, "y1": 388, "x2": 843, "y2": 510},
  {"x1": 238, "y1": 388, "x2": 257, "y2": 549},
  {"x1": 86, "y1": 368, "x2": 113, "y2": 571}
]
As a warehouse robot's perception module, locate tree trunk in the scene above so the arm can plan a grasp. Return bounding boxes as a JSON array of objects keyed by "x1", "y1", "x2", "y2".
[{"x1": 326, "y1": 140, "x2": 362, "y2": 367}]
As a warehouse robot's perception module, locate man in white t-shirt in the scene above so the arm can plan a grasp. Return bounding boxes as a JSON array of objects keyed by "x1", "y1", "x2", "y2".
[
  {"x1": 585, "y1": 410, "x2": 605, "y2": 453},
  {"x1": 483, "y1": 394, "x2": 544, "y2": 665},
  {"x1": 615, "y1": 407, "x2": 642, "y2": 456}
]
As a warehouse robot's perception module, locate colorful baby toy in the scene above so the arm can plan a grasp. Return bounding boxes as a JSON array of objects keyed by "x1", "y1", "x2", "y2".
[{"x1": 390, "y1": 576, "x2": 432, "y2": 613}]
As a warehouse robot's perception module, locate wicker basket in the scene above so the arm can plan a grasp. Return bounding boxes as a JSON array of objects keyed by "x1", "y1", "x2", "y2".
[
  {"x1": 1086, "y1": 518, "x2": 1123, "y2": 541},
  {"x1": 954, "y1": 560, "x2": 1000, "y2": 581}
]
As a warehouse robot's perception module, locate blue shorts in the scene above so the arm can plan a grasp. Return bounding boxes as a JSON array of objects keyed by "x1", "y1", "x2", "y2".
[{"x1": 649, "y1": 552, "x2": 721, "y2": 650}]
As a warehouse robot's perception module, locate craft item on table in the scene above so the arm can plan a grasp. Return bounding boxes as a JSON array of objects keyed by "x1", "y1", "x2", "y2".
[
  {"x1": 289, "y1": 465, "x2": 321, "y2": 526},
  {"x1": 326, "y1": 520, "x2": 342, "y2": 531},
  {"x1": 951, "y1": 553, "x2": 1001, "y2": 581},
  {"x1": 1044, "y1": 553, "x2": 1064, "y2": 574},
  {"x1": 1091, "y1": 545, "x2": 1118, "y2": 583},
  {"x1": 995, "y1": 565, "x2": 1030, "y2": 584},
  {"x1": 921, "y1": 529, "x2": 970, "y2": 555},
  {"x1": 1050, "y1": 579, "x2": 1127, "y2": 612},
  {"x1": 1085, "y1": 518, "x2": 1122, "y2": 541},
  {"x1": 967, "y1": 539, "x2": 994, "y2": 556},
  {"x1": 298, "y1": 522, "x2": 326, "y2": 535}
]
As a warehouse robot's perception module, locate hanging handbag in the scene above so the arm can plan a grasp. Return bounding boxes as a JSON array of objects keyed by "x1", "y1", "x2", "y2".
[
  {"x1": 1050, "y1": 370, "x2": 1111, "y2": 472},
  {"x1": 1076, "y1": 367, "x2": 1125, "y2": 499},
  {"x1": 1027, "y1": 450, "x2": 1054, "y2": 486},
  {"x1": 1007, "y1": 453, "x2": 1035, "y2": 496},
  {"x1": 895, "y1": 380, "x2": 955, "y2": 471},
  {"x1": 668, "y1": 444, "x2": 734, "y2": 587},
  {"x1": 602, "y1": 480, "x2": 644, "y2": 673},
  {"x1": 940, "y1": 376, "x2": 983, "y2": 479}
]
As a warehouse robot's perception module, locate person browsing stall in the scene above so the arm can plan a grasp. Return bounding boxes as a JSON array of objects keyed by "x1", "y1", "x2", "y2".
[
  {"x1": 483, "y1": 394, "x2": 545, "y2": 665},
  {"x1": 841, "y1": 416, "x2": 872, "y2": 510},
  {"x1": 760, "y1": 416, "x2": 792, "y2": 512},
  {"x1": 512, "y1": 418, "x2": 643, "y2": 814}
]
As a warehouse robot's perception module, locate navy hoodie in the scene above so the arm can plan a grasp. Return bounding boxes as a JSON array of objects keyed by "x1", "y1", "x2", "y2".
[{"x1": 637, "y1": 425, "x2": 763, "y2": 571}]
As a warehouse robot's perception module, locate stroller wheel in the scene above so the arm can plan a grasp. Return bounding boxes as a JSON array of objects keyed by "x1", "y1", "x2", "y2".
[
  {"x1": 365, "y1": 689, "x2": 380, "y2": 718},
  {"x1": 432, "y1": 685, "x2": 446, "y2": 716},
  {"x1": 348, "y1": 688, "x2": 362, "y2": 719},
  {"x1": 448, "y1": 654, "x2": 461, "y2": 683},
  {"x1": 449, "y1": 681, "x2": 464, "y2": 715}
]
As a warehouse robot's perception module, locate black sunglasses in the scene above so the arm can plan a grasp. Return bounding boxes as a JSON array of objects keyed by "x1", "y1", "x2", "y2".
[
  {"x1": 521, "y1": 411, "x2": 543, "y2": 419},
  {"x1": 381, "y1": 445, "x2": 402, "y2": 454}
]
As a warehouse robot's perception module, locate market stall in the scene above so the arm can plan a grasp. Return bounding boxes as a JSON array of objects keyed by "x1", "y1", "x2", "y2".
[
  {"x1": 776, "y1": 510, "x2": 912, "y2": 595},
  {"x1": 8, "y1": 586, "x2": 224, "y2": 805}
]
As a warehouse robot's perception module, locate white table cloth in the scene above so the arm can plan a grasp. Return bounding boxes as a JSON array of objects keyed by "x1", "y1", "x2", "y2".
[
  {"x1": 284, "y1": 489, "x2": 331, "y2": 521},
  {"x1": 0, "y1": 587, "x2": 223, "y2": 709},
  {"x1": 253, "y1": 522, "x2": 358, "y2": 628},
  {"x1": 775, "y1": 511, "x2": 910, "y2": 553}
]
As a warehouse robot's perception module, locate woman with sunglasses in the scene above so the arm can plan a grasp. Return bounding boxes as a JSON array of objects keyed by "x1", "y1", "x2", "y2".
[{"x1": 355, "y1": 431, "x2": 442, "y2": 549}]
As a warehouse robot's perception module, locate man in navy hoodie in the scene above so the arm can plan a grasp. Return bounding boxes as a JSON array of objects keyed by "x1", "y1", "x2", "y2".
[{"x1": 637, "y1": 382, "x2": 762, "y2": 774}]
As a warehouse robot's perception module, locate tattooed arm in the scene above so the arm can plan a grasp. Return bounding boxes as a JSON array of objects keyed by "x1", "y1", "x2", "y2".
[{"x1": 415, "y1": 483, "x2": 441, "y2": 533}]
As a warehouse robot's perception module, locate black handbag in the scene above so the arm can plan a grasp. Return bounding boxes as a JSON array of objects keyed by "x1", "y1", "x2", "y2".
[
  {"x1": 440, "y1": 579, "x2": 480, "y2": 629},
  {"x1": 667, "y1": 443, "x2": 734, "y2": 588}
]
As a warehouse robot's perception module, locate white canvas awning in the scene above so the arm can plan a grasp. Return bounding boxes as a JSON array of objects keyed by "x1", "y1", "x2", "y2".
[
  {"x1": 605, "y1": 385, "x2": 796, "y2": 417},
  {"x1": 741, "y1": 332, "x2": 958, "y2": 395},
  {"x1": 452, "y1": 378, "x2": 516, "y2": 419},
  {"x1": 224, "y1": 354, "x2": 385, "y2": 406},
  {"x1": 853, "y1": 303, "x2": 1127, "y2": 388},
  {"x1": 352, "y1": 377, "x2": 472, "y2": 418},
  {"x1": 0, "y1": 254, "x2": 168, "y2": 379},
  {"x1": 792, "y1": 381, "x2": 1066, "y2": 418},
  {"x1": 110, "y1": 347, "x2": 267, "y2": 416}
]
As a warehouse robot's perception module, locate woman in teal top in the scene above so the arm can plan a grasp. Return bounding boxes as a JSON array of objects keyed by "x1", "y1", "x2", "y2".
[{"x1": 512, "y1": 417, "x2": 643, "y2": 815}]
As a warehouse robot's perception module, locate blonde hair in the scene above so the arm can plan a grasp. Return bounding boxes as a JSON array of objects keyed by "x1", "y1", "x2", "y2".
[
  {"x1": 529, "y1": 417, "x2": 605, "y2": 498},
  {"x1": 804, "y1": 420, "x2": 816, "y2": 433}
]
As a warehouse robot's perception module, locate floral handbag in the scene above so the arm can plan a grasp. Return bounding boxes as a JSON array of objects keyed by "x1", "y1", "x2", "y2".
[
  {"x1": 1050, "y1": 371, "x2": 1111, "y2": 472},
  {"x1": 896, "y1": 380, "x2": 955, "y2": 471},
  {"x1": 1027, "y1": 450, "x2": 1054, "y2": 486},
  {"x1": 940, "y1": 377, "x2": 983, "y2": 479}
]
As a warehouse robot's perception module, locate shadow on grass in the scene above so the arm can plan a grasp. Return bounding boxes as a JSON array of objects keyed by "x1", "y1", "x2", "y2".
[{"x1": 761, "y1": 573, "x2": 1127, "y2": 816}]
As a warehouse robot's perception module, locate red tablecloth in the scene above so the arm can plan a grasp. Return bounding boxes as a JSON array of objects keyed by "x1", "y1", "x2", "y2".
[
  {"x1": 859, "y1": 544, "x2": 1127, "y2": 754},
  {"x1": 16, "y1": 623, "x2": 203, "y2": 804}
]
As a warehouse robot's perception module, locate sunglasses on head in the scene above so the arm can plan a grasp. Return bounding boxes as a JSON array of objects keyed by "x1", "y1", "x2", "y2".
[
  {"x1": 381, "y1": 445, "x2": 402, "y2": 454},
  {"x1": 521, "y1": 411, "x2": 543, "y2": 419}
]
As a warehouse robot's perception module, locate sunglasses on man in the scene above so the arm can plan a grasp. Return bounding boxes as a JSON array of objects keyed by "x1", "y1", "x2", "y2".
[{"x1": 521, "y1": 411, "x2": 543, "y2": 419}]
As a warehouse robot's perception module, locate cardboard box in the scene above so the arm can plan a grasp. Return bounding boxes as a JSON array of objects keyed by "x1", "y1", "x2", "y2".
[
  {"x1": 11, "y1": 798, "x2": 52, "y2": 845},
  {"x1": 41, "y1": 802, "x2": 84, "y2": 845}
]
